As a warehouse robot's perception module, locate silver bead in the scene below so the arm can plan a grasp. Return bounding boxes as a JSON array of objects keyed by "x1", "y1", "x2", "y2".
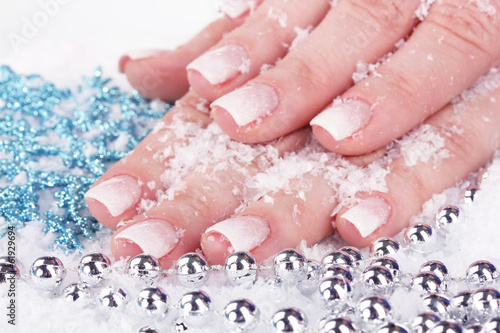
[
  {"x1": 176, "y1": 253, "x2": 209, "y2": 288},
  {"x1": 411, "y1": 272, "x2": 443, "y2": 294},
  {"x1": 127, "y1": 254, "x2": 161, "y2": 285},
  {"x1": 370, "y1": 238, "x2": 400, "y2": 257},
  {"x1": 320, "y1": 317, "x2": 356, "y2": 333},
  {"x1": 322, "y1": 251, "x2": 353, "y2": 268},
  {"x1": 464, "y1": 323, "x2": 482, "y2": 333},
  {"x1": 428, "y1": 321, "x2": 462, "y2": 333},
  {"x1": 411, "y1": 312, "x2": 440, "y2": 333},
  {"x1": 30, "y1": 256, "x2": 66, "y2": 291},
  {"x1": 482, "y1": 317, "x2": 500, "y2": 333},
  {"x1": 338, "y1": 246, "x2": 364, "y2": 266},
  {"x1": 377, "y1": 322, "x2": 410, "y2": 333},
  {"x1": 363, "y1": 265, "x2": 394, "y2": 292},
  {"x1": 420, "y1": 261, "x2": 449, "y2": 282},
  {"x1": 98, "y1": 286, "x2": 127, "y2": 309},
  {"x1": 449, "y1": 291, "x2": 473, "y2": 323},
  {"x1": 62, "y1": 283, "x2": 89, "y2": 303},
  {"x1": 358, "y1": 295, "x2": 391, "y2": 329},
  {"x1": 466, "y1": 260, "x2": 499, "y2": 286},
  {"x1": 225, "y1": 252, "x2": 258, "y2": 285},
  {"x1": 179, "y1": 290, "x2": 211, "y2": 318},
  {"x1": 274, "y1": 249, "x2": 307, "y2": 284},
  {"x1": 78, "y1": 252, "x2": 111, "y2": 287},
  {"x1": 272, "y1": 308, "x2": 308, "y2": 333},
  {"x1": 0, "y1": 262, "x2": 20, "y2": 284},
  {"x1": 461, "y1": 186, "x2": 479, "y2": 204},
  {"x1": 0, "y1": 256, "x2": 24, "y2": 273},
  {"x1": 319, "y1": 276, "x2": 352, "y2": 310},
  {"x1": 138, "y1": 326, "x2": 159, "y2": 333},
  {"x1": 470, "y1": 287, "x2": 500, "y2": 322},
  {"x1": 298, "y1": 260, "x2": 322, "y2": 294},
  {"x1": 371, "y1": 257, "x2": 400, "y2": 281},
  {"x1": 422, "y1": 294, "x2": 450, "y2": 317},
  {"x1": 136, "y1": 287, "x2": 168, "y2": 316},
  {"x1": 174, "y1": 318, "x2": 190, "y2": 332},
  {"x1": 223, "y1": 299, "x2": 259, "y2": 332},
  {"x1": 435, "y1": 206, "x2": 460, "y2": 228},
  {"x1": 322, "y1": 265, "x2": 354, "y2": 284},
  {"x1": 404, "y1": 223, "x2": 436, "y2": 252}
]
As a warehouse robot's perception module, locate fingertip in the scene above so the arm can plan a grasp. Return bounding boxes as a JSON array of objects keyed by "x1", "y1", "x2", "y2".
[
  {"x1": 125, "y1": 53, "x2": 190, "y2": 101},
  {"x1": 187, "y1": 69, "x2": 224, "y2": 102},
  {"x1": 111, "y1": 237, "x2": 142, "y2": 264},
  {"x1": 85, "y1": 197, "x2": 121, "y2": 230},
  {"x1": 201, "y1": 232, "x2": 233, "y2": 266},
  {"x1": 335, "y1": 213, "x2": 373, "y2": 248},
  {"x1": 211, "y1": 104, "x2": 247, "y2": 142},
  {"x1": 335, "y1": 196, "x2": 393, "y2": 248},
  {"x1": 118, "y1": 55, "x2": 131, "y2": 74},
  {"x1": 311, "y1": 124, "x2": 340, "y2": 152}
]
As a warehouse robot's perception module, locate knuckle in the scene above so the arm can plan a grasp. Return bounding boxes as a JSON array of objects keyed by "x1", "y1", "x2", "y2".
[
  {"x1": 391, "y1": 161, "x2": 430, "y2": 206},
  {"x1": 379, "y1": 69, "x2": 421, "y2": 107},
  {"x1": 286, "y1": 49, "x2": 332, "y2": 90},
  {"x1": 427, "y1": 0, "x2": 500, "y2": 63},
  {"x1": 436, "y1": 116, "x2": 481, "y2": 165},
  {"x1": 344, "y1": 0, "x2": 415, "y2": 32}
]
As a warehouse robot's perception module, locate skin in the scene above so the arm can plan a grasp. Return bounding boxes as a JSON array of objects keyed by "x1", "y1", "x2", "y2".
[{"x1": 86, "y1": 0, "x2": 500, "y2": 268}]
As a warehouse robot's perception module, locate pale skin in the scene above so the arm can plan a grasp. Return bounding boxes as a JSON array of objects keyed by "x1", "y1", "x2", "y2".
[{"x1": 85, "y1": 0, "x2": 500, "y2": 268}]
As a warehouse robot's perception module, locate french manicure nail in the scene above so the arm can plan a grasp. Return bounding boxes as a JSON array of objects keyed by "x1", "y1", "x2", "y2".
[
  {"x1": 218, "y1": 0, "x2": 253, "y2": 19},
  {"x1": 205, "y1": 216, "x2": 270, "y2": 252},
  {"x1": 340, "y1": 197, "x2": 391, "y2": 238},
  {"x1": 125, "y1": 49, "x2": 163, "y2": 60},
  {"x1": 84, "y1": 175, "x2": 142, "y2": 217},
  {"x1": 115, "y1": 220, "x2": 179, "y2": 259},
  {"x1": 186, "y1": 44, "x2": 249, "y2": 85},
  {"x1": 118, "y1": 49, "x2": 163, "y2": 73},
  {"x1": 211, "y1": 83, "x2": 279, "y2": 126},
  {"x1": 310, "y1": 99, "x2": 372, "y2": 141}
]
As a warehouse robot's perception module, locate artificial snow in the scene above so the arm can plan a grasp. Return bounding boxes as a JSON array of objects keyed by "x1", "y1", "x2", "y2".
[{"x1": 1, "y1": 1, "x2": 500, "y2": 332}]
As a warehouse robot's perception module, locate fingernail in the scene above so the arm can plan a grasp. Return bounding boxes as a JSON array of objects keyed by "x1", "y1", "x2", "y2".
[
  {"x1": 118, "y1": 49, "x2": 163, "y2": 73},
  {"x1": 114, "y1": 220, "x2": 179, "y2": 259},
  {"x1": 340, "y1": 197, "x2": 391, "y2": 238},
  {"x1": 310, "y1": 99, "x2": 372, "y2": 141},
  {"x1": 204, "y1": 216, "x2": 270, "y2": 252},
  {"x1": 211, "y1": 83, "x2": 279, "y2": 126},
  {"x1": 186, "y1": 44, "x2": 249, "y2": 85},
  {"x1": 218, "y1": 0, "x2": 253, "y2": 19},
  {"x1": 84, "y1": 175, "x2": 142, "y2": 217}
]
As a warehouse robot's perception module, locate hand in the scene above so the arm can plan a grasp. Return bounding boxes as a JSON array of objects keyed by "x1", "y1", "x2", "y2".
[{"x1": 87, "y1": 0, "x2": 500, "y2": 268}]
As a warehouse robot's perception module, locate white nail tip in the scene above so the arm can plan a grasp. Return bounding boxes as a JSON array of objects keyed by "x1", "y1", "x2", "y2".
[
  {"x1": 211, "y1": 84, "x2": 278, "y2": 126},
  {"x1": 115, "y1": 220, "x2": 179, "y2": 259},
  {"x1": 205, "y1": 216, "x2": 270, "y2": 252},
  {"x1": 187, "y1": 44, "x2": 249, "y2": 85},
  {"x1": 125, "y1": 49, "x2": 163, "y2": 60},
  {"x1": 341, "y1": 197, "x2": 391, "y2": 238},
  {"x1": 310, "y1": 100, "x2": 372, "y2": 141},
  {"x1": 84, "y1": 175, "x2": 141, "y2": 217},
  {"x1": 218, "y1": 0, "x2": 252, "y2": 18}
]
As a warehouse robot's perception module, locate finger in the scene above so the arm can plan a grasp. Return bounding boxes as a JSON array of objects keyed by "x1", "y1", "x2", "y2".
[
  {"x1": 336, "y1": 71, "x2": 500, "y2": 247},
  {"x1": 312, "y1": 0, "x2": 500, "y2": 155},
  {"x1": 121, "y1": 15, "x2": 243, "y2": 101},
  {"x1": 210, "y1": 0, "x2": 421, "y2": 143},
  {"x1": 110, "y1": 128, "x2": 310, "y2": 268},
  {"x1": 84, "y1": 90, "x2": 212, "y2": 230},
  {"x1": 187, "y1": 0, "x2": 331, "y2": 101},
  {"x1": 200, "y1": 174, "x2": 337, "y2": 265}
]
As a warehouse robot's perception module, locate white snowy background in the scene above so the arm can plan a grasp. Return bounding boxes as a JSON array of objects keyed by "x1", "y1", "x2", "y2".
[{"x1": 0, "y1": 1, "x2": 500, "y2": 332}]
